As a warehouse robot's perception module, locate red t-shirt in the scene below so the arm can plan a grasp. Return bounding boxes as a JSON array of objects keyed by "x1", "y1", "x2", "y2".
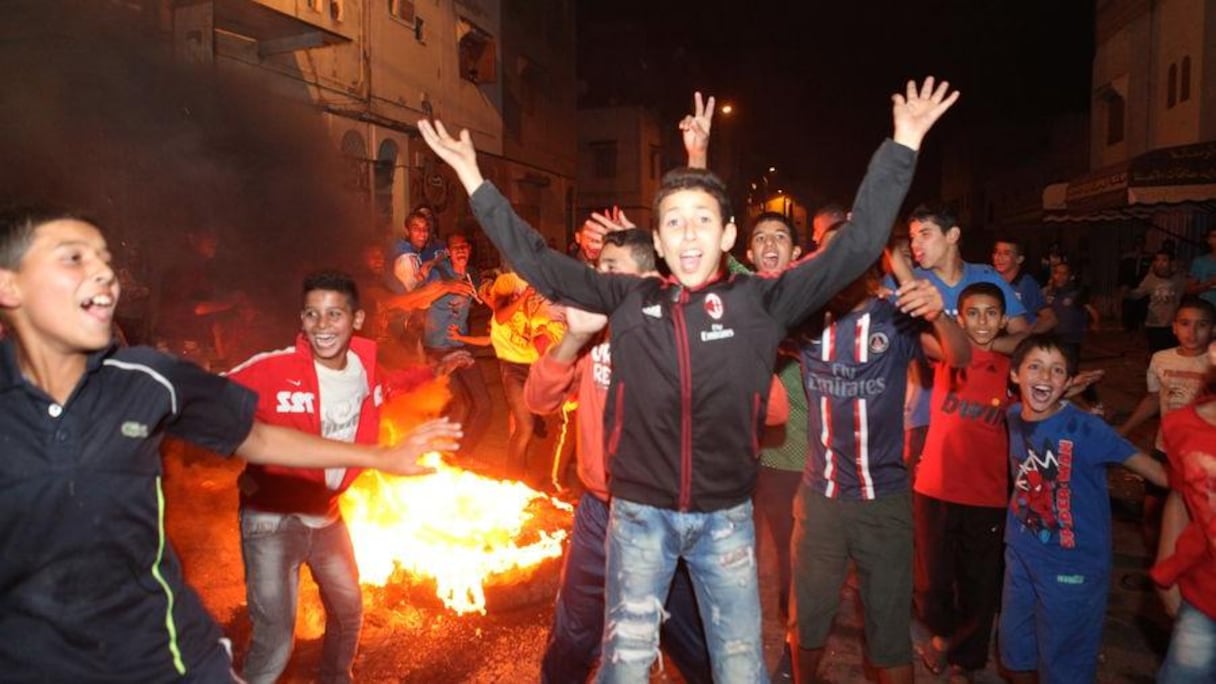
[
  {"x1": 1150, "y1": 399, "x2": 1216, "y2": 619},
  {"x1": 915, "y1": 346, "x2": 1012, "y2": 507}
]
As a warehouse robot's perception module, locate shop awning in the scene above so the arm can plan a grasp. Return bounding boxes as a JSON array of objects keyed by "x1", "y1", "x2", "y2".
[{"x1": 1044, "y1": 140, "x2": 1216, "y2": 222}]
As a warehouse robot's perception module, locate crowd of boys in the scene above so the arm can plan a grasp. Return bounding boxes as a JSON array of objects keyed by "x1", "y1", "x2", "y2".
[{"x1": 2, "y1": 73, "x2": 1213, "y2": 684}]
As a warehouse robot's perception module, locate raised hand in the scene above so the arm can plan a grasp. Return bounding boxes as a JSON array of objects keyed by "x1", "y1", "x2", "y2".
[
  {"x1": 443, "y1": 279, "x2": 476, "y2": 297},
  {"x1": 383, "y1": 417, "x2": 463, "y2": 475},
  {"x1": 895, "y1": 278, "x2": 944, "y2": 321},
  {"x1": 891, "y1": 76, "x2": 960, "y2": 151},
  {"x1": 417, "y1": 119, "x2": 485, "y2": 194},
  {"x1": 679, "y1": 91, "x2": 715, "y2": 169}
]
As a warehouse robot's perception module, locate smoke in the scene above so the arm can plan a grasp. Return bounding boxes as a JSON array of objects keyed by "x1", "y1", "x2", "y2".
[{"x1": 0, "y1": 0, "x2": 373, "y2": 344}]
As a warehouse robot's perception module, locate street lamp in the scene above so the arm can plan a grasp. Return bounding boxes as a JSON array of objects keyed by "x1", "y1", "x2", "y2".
[{"x1": 720, "y1": 103, "x2": 734, "y2": 115}]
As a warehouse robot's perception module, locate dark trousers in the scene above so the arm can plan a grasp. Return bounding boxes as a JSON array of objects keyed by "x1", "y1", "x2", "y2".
[
  {"x1": 753, "y1": 465, "x2": 801, "y2": 621},
  {"x1": 447, "y1": 357, "x2": 492, "y2": 455},
  {"x1": 913, "y1": 493, "x2": 1005, "y2": 671},
  {"x1": 540, "y1": 493, "x2": 711, "y2": 684}
]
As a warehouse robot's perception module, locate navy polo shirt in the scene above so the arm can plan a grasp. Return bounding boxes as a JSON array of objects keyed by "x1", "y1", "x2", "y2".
[{"x1": 0, "y1": 339, "x2": 257, "y2": 679}]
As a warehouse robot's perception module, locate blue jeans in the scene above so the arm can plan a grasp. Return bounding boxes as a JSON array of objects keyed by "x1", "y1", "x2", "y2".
[
  {"x1": 597, "y1": 498, "x2": 766, "y2": 683},
  {"x1": 1159, "y1": 599, "x2": 1216, "y2": 683},
  {"x1": 239, "y1": 512, "x2": 363, "y2": 684},
  {"x1": 542, "y1": 493, "x2": 712, "y2": 684}
]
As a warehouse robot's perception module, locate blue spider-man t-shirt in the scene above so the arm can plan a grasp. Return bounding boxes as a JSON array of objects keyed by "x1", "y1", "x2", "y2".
[{"x1": 1005, "y1": 402, "x2": 1137, "y2": 571}]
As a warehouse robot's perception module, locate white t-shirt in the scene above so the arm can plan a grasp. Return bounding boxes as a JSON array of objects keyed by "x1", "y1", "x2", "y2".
[
  {"x1": 316, "y1": 352, "x2": 369, "y2": 489},
  {"x1": 1147, "y1": 348, "x2": 1210, "y2": 450}
]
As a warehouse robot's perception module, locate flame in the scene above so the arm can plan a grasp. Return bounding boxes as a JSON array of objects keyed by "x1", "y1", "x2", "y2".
[{"x1": 340, "y1": 451, "x2": 572, "y2": 615}]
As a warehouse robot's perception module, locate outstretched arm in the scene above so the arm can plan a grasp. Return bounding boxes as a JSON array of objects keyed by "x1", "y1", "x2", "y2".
[
  {"x1": 418, "y1": 119, "x2": 631, "y2": 314},
  {"x1": 1124, "y1": 452, "x2": 1169, "y2": 489},
  {"x1": 237, "y1": 417, "x2": 462, "y2": 476},
  {"x1": 680, "y1": 91, "x2": 715, "y2": 169}
]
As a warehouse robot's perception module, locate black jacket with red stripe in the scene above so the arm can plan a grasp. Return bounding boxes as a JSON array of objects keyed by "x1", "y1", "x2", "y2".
[{"x1": 469, "y1": 140, "x2": 917, "y2": 512}]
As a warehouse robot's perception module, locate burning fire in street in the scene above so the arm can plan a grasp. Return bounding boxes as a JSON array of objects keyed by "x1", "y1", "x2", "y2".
[{"x1": 340, "y1": 453, "x2": 572, "y2": 615}]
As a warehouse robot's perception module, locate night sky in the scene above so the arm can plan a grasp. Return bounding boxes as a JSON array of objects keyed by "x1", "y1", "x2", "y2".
[{"x1": 577, "y1": 0, "x2": 1095, "y2": 207}]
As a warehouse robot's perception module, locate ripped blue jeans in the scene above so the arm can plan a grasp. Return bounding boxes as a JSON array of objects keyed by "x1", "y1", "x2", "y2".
[{"x1": 597, "y1": 498, "x2": 766, "y2": 683}]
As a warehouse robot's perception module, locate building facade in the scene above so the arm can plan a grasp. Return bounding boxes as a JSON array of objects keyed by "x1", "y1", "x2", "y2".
[
  {"x1": 1046, "y1": 0, "x2": 1216, "y2": 300},
  {"x1": 576, "y1": 105, "x2": 664, "y2": 232},
  {"x1": 173, "y1": 0, "x2": 576, "y2": 266}
]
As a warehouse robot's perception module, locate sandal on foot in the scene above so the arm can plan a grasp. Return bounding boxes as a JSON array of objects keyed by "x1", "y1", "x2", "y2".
[{"x1": 920, "y1": 640, "x2": 948, "y2": 676}]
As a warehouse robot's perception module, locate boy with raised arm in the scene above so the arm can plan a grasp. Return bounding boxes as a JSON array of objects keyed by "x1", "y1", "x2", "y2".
[
  {"x1": 419, "y1": 77, "x2": 959, "y2": 682},
  {"x1": 0, "y1": 208, "x2": 461, "y2": 680}
]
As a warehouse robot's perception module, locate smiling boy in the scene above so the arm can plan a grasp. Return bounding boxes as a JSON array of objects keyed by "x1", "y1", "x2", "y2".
[
  {"x1": 0, "y1": 209, "x2": 460, "y2": 680},
  {"x1": 1000, "y1": 334, "x2": 1167, "y2": 683},
  {"x1": 224, "y1": 271, "x2": 384, "y2": 683},
  {"x1": 913, "y1": 283, "x2": 1015, "y2": 678},
  {"x1": 419, "y1": 78, "x2": 959, "y2": 681}
]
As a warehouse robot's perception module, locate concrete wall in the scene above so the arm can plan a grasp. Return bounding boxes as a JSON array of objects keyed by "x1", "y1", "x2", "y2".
[{"x1": 576, "y1": 106, "x2": 662, "y2": 231}]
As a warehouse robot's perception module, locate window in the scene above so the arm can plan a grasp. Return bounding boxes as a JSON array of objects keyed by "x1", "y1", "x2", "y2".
[
  {"x1": 340, "y1": 130, "x2": 368, "y2": 192},
  {"x1": 1181, "y1": 56, "x2": 1191, "y2": 102},
  {"x1": 590, "y1": 141, "x2": 617, "y2": 179},
  {"x1": 1104, "y1": 90, "x2": 1125, "y2": 146},
  {"x1": 458, "y1": 19, "x2": 496, "y2": 84},
  {"x1": 329, "y1": 0, "x2": 344, "y2": 22},
  {"x1": 374, "y1": 140, "x2": 398, "y2": 229},
  {"x1": 1167, "y1": 63, "x2": 1177, "y2": 108},
  {"x1": 388, "y1": 0, "x2": 415, "y2": 24}
]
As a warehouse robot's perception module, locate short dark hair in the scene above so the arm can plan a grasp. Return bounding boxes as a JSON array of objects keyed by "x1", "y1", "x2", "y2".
[
  {"x1": 814, "y1": 203, "x2": 846, "y2": 219},
  {"x1": 993, "y1": 235, "x2": 1023, "y2": 255},
  {"x1": 750, "y1": 211, "x2": 798, "y2": 240},
  {"x1": 1176, "y1": 295, "x2": 1216, "y2": 322},
  {"x1": 653, "y1": 167, "x2": 733, "y2": 227},
  {"x1": 1011, "y1": 333, "x2": 1077, "y2": 377},
  {"x1": 302, "y1": 270, "x2": 360, "y2": 310},
  {"x1": 818, "y1": 220, "x2": 849, "y2": 248},
  {"x1": 959, "y1": 282, "x2": 1007, "y2": 315},
  {"x1": 400, "y1": 208, "x2": 434, "y2": 240},
  {"x1": 908, "y1": 203, "x2": 959, "y2": 234},
  {"x1": 602, "y1": 228, "x2": 656, "y2": 272},
  {"x1": 0, "y1": 206, "x2": 88, "y2": 270}
]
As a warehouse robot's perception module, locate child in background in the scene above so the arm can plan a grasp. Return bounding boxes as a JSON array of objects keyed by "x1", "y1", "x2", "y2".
[
  {"x1": 1000, "y1": 335, "x2": 1167, "y2": 684},
  {"x1": 913, "y1": 282, "x2": 1014, "y2": 680},
  {"x1": 1119, "y1": 296, "x2": 1214, "y2": 452},
  {"x1": 1151, "y1": 340, "x2": 1216, "y2": 683}
]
